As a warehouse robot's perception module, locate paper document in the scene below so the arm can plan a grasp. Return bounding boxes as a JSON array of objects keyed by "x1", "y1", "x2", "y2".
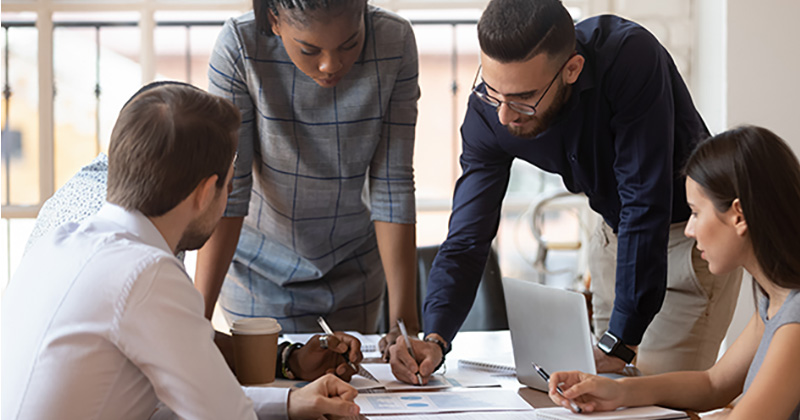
[
  {"x1": 347, "y1": 363, "x2": 499, "y2": 390},
  {"x1": 356, "y1": 389, "x2": 533, "y2": 415},
  {"x1": 535, "y1": 406, "x2": 689, "y2": 419},
  {"x1": 360, "y1": 411, "x2": 541, "y2": 420},
  {"x1": 348, "y1": 376, "x2": 385, "y2": 391},
  {"x1": 440, "y1": 369, "x2": 500, "y2": 388},
  {"x1": 360, "y1": 363, "x2": 451, "y2": 390}
]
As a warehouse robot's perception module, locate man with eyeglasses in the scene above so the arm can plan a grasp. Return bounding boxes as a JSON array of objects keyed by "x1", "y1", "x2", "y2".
[{"x1": 388, "y1": 0, "x2": 742, "y2": 383}]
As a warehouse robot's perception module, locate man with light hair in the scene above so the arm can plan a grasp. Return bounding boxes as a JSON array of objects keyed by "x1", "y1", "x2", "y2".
[{"x1": 3, "y1": 81, "x2": 361, "y2": 420}]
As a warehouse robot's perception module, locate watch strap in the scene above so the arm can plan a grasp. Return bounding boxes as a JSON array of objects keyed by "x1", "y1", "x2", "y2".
[
  {"x1": 599, "y1": 332, "x2": 635, "y2": 364},
  {"x1": 611, "y1": 342, "x2": 635, "y2": 364},
  {"x1": 280, "y1": 342, "x2": 303, "y2": 379},
  {"x1": 424, "y1": 336, "x2": 448, "y2": 372}
]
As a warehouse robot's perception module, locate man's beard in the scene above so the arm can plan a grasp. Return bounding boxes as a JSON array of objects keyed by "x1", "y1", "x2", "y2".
[
  {"x1": 176, "y1": 213, "x2": 216, "y2": 252},
  {"x1": 505, "y1": 83, "x2": 571, "y2": 138}
]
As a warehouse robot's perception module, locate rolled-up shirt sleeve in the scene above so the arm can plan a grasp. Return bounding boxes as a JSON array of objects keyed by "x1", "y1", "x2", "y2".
[
  {"x1": 606, "y1": 27, "x2": 675, "y2": 345},
  {"x1": 423, "y1": 97, "x2": 513, "y2": 343},
  {"x1": 208, "y1": 18, "x2": 256, "y2": 218},
  {"x1": 369, "y1": 18, "x2": 419, "y2": 225}
]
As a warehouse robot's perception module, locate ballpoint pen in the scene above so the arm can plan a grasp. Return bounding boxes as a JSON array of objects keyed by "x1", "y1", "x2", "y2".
[
  {"x1": 316, "y1": 316, "x2": 379, "y2": 382},
  {"x1": 532, "y1": 362, "x2": 582, "y2": 413},
  {"x1": 397, "y1": 318, "x2": 424, "y2": 386}
]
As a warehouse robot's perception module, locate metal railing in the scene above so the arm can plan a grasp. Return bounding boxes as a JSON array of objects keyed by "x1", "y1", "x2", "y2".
[
  {"x1": 0, "y1": 17, "x2": 481, "y2": 282},
  {"x1": 1, "y1": 17, "x2": 477, "y2": 208}
]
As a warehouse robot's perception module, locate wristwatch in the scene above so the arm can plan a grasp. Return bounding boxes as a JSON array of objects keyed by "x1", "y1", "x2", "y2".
[
  {"x1": 280, "y1": 343, "x2": 303, "y2": 379},
  {"x1": 597, "y1": 331, "x2": 635, "y2": 364},
  {"x1": 424, "y1": 335, "x2": 449, "y2": 372}
]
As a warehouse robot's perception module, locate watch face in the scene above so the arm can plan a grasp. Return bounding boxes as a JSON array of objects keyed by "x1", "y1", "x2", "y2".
[{"x1": 598, "y1": 333, "x2": 617, "y2": 352}]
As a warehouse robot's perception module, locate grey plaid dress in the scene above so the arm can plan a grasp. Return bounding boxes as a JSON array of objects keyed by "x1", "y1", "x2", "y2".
[{"x1": 208, "y1": 6, "x2": 419, "y2": 333}]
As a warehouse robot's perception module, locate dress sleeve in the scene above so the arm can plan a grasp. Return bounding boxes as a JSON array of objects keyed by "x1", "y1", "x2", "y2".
[
  {"x1": 368, "y1": 18, "x2": 419, "y2": 225},
  {"x1": 208, "y1": 19, "x2": 256, "y2": 218}
]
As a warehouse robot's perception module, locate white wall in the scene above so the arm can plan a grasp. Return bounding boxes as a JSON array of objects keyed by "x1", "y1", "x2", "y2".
[
  {"x1": 589, "y1": 0, "x2": 695, "y2": 85},
  {"x1": 691, "y1": 0, "x2": 727, "y2": 134},
  {"x1": 694, "y1": 0, "x2": 800, "y2": 352},
  {"x1": 727, "y1": 0, "x2": 800, "y2": 152}
]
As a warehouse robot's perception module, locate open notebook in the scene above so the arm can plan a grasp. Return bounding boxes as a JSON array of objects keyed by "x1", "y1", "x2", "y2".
[{"x1": 535, "y1": 406, "x2": 689, "y2": 420}]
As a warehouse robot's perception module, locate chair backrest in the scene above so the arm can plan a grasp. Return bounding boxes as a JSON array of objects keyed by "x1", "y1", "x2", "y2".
[
  {"x1": 418, "y1": 245, "x2": 508, "y2": 331},
  {"x1": 377, "y1": 245, "x2": 508, "y2": 334},
  {"x1": 529, "y1": 191, "x2": 592, "y2": 285}
]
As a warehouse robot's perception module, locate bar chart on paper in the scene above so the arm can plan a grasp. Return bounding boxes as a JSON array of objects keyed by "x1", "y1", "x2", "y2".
[{"x1": 355, "y1": 389, "x2": 533, "y2": 415}]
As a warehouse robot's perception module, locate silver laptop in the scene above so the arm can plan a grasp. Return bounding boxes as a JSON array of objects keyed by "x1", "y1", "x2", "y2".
[{"x1": 502, "y1": 277, "x2": 596, "y2": 392}]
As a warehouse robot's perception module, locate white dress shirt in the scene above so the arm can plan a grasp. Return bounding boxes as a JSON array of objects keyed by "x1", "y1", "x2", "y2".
[{"x1": 2, "y1": 203, "x2": 289, "y2": 420}]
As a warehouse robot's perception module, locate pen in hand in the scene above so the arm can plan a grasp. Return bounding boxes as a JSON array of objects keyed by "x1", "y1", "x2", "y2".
[
  {"x1": 316, "y1": 316, "x2": 379, "y2": 382},
  {"x1": 316, "y1": 316, "x2": 358, "y2": 373},
  {"x1": 397, "y1": 318, "x2": 424, "y2": 386},
  {"x1": 533, "y1": 362, "x2": 582, "y2": 413}
]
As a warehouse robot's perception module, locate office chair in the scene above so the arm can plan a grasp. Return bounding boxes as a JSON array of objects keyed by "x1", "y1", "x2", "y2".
[
  {"x1": 530, "y1": 191, "x2": 591, "y2": 285},
  {"x1": 377, "y1": 244, "x2": 508, "y2": 333}
]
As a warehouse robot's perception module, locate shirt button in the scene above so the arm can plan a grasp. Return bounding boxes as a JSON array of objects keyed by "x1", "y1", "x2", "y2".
[{"x1": 570, "y1": 154, "x2": 577, "y2": 162}]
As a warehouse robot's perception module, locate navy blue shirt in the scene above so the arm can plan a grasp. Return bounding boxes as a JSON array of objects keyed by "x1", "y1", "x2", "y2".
[{"x1": 423, "y1": 15, "x2": 709, "y2": 346}]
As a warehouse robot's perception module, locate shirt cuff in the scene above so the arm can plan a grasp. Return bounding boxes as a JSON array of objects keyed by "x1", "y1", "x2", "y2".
[
  {"x1": 369, "y1": 196, "x2": 416, "y2": 225},
  {"x1": 242, "y1": 387, "x2": 290, "y2": 420},
  {"x1": 608, "y1": 308, "x2": 652, "y2": 346},
  {"x1": 423, "y1": 311, "x2": 459, "y2": 345},
  {"x1": 223, "y1": 201, "x2": 249, "y2": 218}
]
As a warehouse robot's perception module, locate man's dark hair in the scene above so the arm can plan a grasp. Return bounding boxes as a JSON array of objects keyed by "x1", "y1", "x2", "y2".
[
  {"x1": 478, "y1": 0, "x2": 576, "y2": 63},
  {"x1": 253, "y1": 0, "x2": 367, "y2": 35},
  {"x1": 107, "y1": 82, "x2": 240, "y2": 217},
  {"x1": 684, "y1": 125, "x2": 800, "y2": 291}
]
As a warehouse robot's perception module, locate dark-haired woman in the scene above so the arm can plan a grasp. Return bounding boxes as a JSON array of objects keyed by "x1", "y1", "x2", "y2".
[
  {"x1": 547, "y1": 125, "x2": 800, "y2": 420},
  {"x1": 198, "y1": 0, "x2": 420, "y2": 349}
]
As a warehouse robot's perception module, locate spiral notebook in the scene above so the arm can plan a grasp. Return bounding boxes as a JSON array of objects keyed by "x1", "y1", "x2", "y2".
[
  {"x1": 535, "y1": 406, "x2": 689, "y2": 419},
  {"x1": 457, "y1": 351, "x2": 516, "y2": 374}
]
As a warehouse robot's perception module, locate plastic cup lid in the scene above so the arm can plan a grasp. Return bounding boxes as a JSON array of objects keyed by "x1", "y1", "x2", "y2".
[{"x1": 231, "y1": 317, "x2": 282, "y2": 335}]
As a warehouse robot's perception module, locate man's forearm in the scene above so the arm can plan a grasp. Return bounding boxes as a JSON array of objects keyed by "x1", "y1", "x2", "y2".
[
  {"x1": 423, "y1": 243, "x2": 492, "y2": 343},
  {"x1": 610, "y1": 223, "x2": 669, "y2": 344},
  {"x1": 374, "y1": 221, "x2": 419, "y2": 332},
  {"x1": 195, "y1": 216, "x2": 244, "y2": 319}
]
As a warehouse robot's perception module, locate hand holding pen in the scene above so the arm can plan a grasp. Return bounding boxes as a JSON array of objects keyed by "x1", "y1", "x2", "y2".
[
  {"x1": 316, "y1": 317, "x2": 379, "y2": 382},
  {"x1": 397, "y1": 319, "x2": 425, "y2": 386},
  {"x1": 533, "y1": 363, "x2": 582, "y2": 413}
]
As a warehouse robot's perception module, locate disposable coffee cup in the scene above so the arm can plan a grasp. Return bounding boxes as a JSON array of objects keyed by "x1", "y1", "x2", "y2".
[{"x1": 230, "y1": 317, "x2": 282, "y2": 385}]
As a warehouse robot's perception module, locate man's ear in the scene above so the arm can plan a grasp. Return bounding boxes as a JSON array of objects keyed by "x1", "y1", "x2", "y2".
[
  {"x1": 730, "y1": 198, "x2": 748, "y2": 236},
  {"x1": 192, "y1": 175, "x2": 220, "y2": 212},
  {"x1": 563, "y1": 53, "x2": 584, "y2": 85}
]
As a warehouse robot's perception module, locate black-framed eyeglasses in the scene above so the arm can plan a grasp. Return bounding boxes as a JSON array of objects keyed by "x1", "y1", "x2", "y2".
[{"x1": 471, "y1": 53, "x2": 575, "y2": 116}]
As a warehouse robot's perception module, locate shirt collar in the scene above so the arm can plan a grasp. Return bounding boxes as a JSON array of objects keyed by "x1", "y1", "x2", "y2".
[
  {"x1": 96, "y1": 202, "x2": 173, "y2": 256},
  {"x1": 573, "y1": 43, "x2": 595, "y2": 93},
  {"x1": 559, "y1": 45, "x2": 595, "y2": 117}
]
